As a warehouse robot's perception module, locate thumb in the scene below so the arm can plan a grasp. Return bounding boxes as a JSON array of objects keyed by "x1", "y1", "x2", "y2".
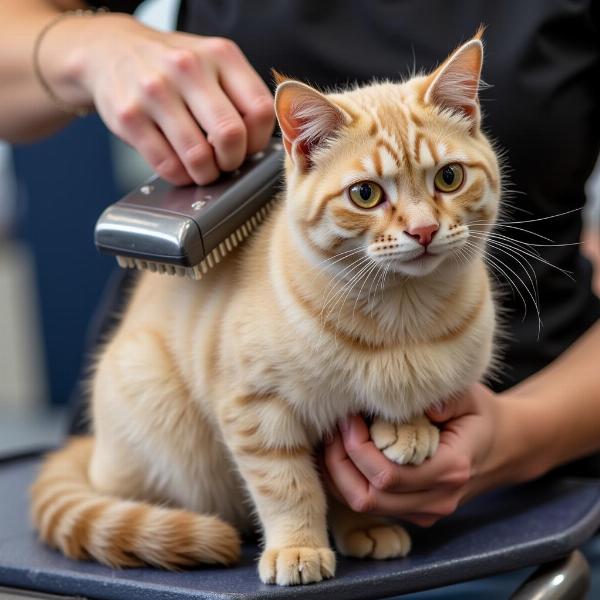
[{"x1": 427, "y1": 385, "x2": 481, "y2": 423}]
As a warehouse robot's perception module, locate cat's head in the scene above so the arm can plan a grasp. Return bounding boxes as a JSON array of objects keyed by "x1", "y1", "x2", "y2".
[{"x1": 274, "y1": 32, "x2": 500, "y2": 279}]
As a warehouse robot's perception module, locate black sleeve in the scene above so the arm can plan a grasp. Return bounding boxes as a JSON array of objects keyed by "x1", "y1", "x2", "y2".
[{"x1": 85, "y1": 0, "x2": 144, "y2": 13}]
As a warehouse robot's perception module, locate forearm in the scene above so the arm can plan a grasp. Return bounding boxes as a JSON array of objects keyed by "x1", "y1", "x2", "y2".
[
  {"x1": 504, "y1": 318, "x2": 600, "y2": 480},
  {"x1": 0, "y1": 0, "x2": 89, "y2": 142}
]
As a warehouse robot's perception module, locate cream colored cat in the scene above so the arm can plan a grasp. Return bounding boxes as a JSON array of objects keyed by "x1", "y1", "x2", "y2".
[{"x1": 31, "y1": 32, "x2": 500, "y2": 586}]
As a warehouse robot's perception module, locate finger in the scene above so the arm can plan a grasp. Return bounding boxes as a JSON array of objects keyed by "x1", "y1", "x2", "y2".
[
  {"x1": 323, "y1": 429, "x2": 372, "y2": 512},
  {"x1": 176, "y1": 66, "x2": 248, "y2": 172},
  {"x1": 342, "y1": 421, "x2": 470, "y2": 493},
  {"x1": 140, "y1": 127, "x2": 193, "y2": 186},
  {"x1": 341, "y1": 415, "x2": 454, "y2": 492},
  {"x1": 340, "y1": 415, "x2": 409, "y2": 489},
  {"x1": 317, "y1": 453, "x2": 346, "y2": 505},
  {"x1": 427, "y1": 385, "x2": 482, "y2": 422},
  {"x1": 401, "y1": 513, "x2": 440, "y2": 527},
  {"x1": 325, "y1": 429, "x2": 462, "y2": 517},
  {"x1": 217, "y1": 52, "x2": 275, "y2": 154},
  {"x1": 364, "y1": 487, "x2": 455, "y2": 518},
  {"x1": 114, "y1": 108, "x2": 191, "y2": 186},
  {"x1": 142, "y1": 83, "x2": 220, "y2": 184}
]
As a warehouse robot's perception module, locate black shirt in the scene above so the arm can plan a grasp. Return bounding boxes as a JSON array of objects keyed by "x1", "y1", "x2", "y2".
[{"x1": 89, "y1": 0, "x2": 600, "y2": 390}]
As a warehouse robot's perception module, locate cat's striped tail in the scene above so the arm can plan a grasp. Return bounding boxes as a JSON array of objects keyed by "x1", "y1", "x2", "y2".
[{"x1": 30, "y1": 437, "x2": 241, "y2": 569}]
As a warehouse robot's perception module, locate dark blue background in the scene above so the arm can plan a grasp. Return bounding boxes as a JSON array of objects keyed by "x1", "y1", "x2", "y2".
[{"x1": 12, "y1": 116, "x2": 122, "y2": 405}]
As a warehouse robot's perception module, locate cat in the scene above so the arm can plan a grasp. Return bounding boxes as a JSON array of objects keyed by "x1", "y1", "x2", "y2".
[{"x1": 31, "y1": 31, "x2": 501, "y2": 586}]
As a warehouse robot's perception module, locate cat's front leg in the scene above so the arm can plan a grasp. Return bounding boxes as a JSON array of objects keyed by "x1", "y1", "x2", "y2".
[
  {"x1": 219, "y1": 393, "x2": 335, "y2": 586},
  {"x1": 370, "y1": 415, "x2": 439, "y2": 465}
]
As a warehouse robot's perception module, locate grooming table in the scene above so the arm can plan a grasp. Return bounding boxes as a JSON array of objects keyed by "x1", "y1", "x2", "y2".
[{"x1": 0, "y1": 449, "x2": 599, "y2": 599}]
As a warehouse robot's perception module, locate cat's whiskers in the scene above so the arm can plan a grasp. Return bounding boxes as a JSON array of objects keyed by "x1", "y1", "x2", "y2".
[
  {"x1": 351, "y1": 260, "x2": 381, "y2": 322},
  {"x1": 330, "y1": 258, "x2": 376, "y2": 322},
  {"x1": 309, "y1": 245, "x2": 366, "y2": 271},
  {"x1": 466, "y1": 230, "x2": 540, "y2": 293},
  {"x1": 327, "y1": 259, "x2": 377, "y2": 341},
  {"x1": 471, "y1": 206, "x2": 582, "y2": 227},
  {"x1": 476, "y1": 236, "x2": 541, "y2": 313},
  {"x1": 463, "y1": 239, "x2": 542, "y2": 332},
  {"x1": 319, "y1": 255, "x2": 372, "y2": 318},
  {"x1": 317, "y1": 255, "x2": 374, "y2": 345},
  {"x1": 370, "y1": 262, "x2": 390, "y2": 317},
  {"x1": 468, "y1": 231, "x2": 574, "y2": 279},
  {"x1": 460, "y1": 242, "x2": 520, "y2": 302}
]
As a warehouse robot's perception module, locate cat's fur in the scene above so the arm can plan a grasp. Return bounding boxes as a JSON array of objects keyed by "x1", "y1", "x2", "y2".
[{"x1": 31, "y1": 32, "x2": 501, "y2": 585}]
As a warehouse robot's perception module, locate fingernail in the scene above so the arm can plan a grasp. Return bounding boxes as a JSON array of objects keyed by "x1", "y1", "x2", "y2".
[
  {"x1": 339, "y1": 418, "x2": 350, "y2": 434},
  {"x1": 324, "y1": 431, "x2": 334, "y2": 445}
]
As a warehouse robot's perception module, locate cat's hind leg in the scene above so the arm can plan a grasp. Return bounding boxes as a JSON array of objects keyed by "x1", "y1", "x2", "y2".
[
  {"x1": 33, "y1": 327, "x2": 243, "y2": 569},
  {"x1": 329, "y1": 500, "x2": 411, "y2": 559}
]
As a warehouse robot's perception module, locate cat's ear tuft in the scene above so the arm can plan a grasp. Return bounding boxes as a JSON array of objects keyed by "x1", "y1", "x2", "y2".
[
  {"x1": 423, "y1": 33, "x2": 484, "y2": 128},
  {"x1": 275, "y1": 81, "x2": 347, "y2": 170},
  {"x1": 271, "y1": 69, "x2": 290, "y2": 86}
]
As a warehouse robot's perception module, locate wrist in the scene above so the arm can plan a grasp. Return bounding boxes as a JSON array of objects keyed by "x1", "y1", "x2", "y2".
[
  {"x1": 495, "y1": 388, "x2": 556, "y2": 484},
  {"x1": 36, "y1": 11, "x2": 124, "y2": 111},
  {"x1": 477, "y1": 389, "x2": 551, "y2": 492}
]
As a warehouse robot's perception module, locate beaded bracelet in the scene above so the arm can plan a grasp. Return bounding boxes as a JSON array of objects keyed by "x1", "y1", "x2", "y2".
[{"x1": 32, "y1": 8, "x2": 108, "y2": 117}]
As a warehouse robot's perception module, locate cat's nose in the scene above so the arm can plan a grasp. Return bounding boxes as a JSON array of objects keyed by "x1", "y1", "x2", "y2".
[{"x1": 405, "y1": 223, "x2": 439, "y2": 246}]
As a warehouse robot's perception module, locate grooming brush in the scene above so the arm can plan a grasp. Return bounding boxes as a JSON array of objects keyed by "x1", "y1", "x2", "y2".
[{"x1": 94, "y1": 139, "x2": 284, "y2": 279}]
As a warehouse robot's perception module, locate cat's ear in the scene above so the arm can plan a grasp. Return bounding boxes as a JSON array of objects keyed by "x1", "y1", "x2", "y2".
[
  {"x1": 274, "y1": 79, "x2": 347, "y2": 170},
  {"x1": 423, "y1": 32, "x2": 484, "y2": 128}
]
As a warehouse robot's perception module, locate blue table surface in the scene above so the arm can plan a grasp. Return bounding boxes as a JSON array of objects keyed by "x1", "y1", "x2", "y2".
[{"x1": 1, "y1": 451, "x2": 599, "y2": 600}]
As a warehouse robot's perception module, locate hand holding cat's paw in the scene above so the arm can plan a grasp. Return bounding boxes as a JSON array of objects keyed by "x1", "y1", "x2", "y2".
[
  {"x1": 370, "y1": 416, "x2": 439, "y2": 465},
  {"x1": 258, "y1": 546, "x2": 336, "y2": 586},
  {"x1": 335, "y1": 523, "x2": 411, "y2": 559}
]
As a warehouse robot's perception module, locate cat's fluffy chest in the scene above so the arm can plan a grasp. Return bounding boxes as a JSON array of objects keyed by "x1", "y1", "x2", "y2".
[{"x1": 272, "y1": 307, "x2": 494, "y2": 432}]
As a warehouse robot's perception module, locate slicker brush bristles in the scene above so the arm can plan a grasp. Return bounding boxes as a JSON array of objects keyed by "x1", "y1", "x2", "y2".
[{"x1": 116, "y1": 199, "x2": 278, "y2": 280}]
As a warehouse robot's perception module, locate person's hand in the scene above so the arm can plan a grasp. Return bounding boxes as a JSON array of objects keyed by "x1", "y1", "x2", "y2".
[
  {"x1": 322, "y1": 384, "x2": 544, "y2": 526},
  {"x1": 42, "y1": 13, "x2": 275, "y2": 185}
]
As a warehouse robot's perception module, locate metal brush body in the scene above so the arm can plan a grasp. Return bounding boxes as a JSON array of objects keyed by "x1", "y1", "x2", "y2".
[{"x1": 95, "y1": 139, "x2": 284, "y2": 279}]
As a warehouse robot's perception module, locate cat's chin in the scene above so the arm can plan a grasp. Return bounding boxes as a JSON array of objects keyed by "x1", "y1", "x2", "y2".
[{"x1": 387, "y1": 253, "x2": 446, "y2": 277}]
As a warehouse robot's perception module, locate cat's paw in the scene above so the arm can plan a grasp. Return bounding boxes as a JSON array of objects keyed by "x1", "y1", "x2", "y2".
[
  {"x1": 258, "y1": 546, "x2": 336, "y2": 585},
  {"x1": 370, "y1": 416, "x2": 439, "y2": 465},
  {"x1": 335, "y1": 523, "x2": 411, "y2": 559}
]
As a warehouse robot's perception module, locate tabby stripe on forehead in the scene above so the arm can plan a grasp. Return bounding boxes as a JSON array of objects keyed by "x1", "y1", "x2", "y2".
[
  {"x1": 390, "y1": 105, "x2": 415, "y2": 175},
  {"x1": 413, "y1": 132, "x2": 424, "y2": 163},
  {"x1": 425, "y1": 137, "x2": 439, "y2": 163},
  {"x1": 408, "y1": 109, "x2": 424, "y2": 128},
  {"x1": 372, "y1": 146, "x2": 383, "y2": 176},
  {"x1": 376, "y1": 139, "x2": 402, "y2": 169}
]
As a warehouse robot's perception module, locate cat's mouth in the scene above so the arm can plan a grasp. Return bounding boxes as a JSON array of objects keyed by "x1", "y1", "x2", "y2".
[{"x1": 405, "y1": 250, "x2": 435, "y2": 263}]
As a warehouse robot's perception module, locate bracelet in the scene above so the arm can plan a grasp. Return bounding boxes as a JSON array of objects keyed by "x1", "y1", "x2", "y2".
[{"x1": 32, "y1": 8, "x2": 108, "y2": 117}]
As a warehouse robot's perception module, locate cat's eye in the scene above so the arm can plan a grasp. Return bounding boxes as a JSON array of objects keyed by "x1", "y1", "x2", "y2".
[
  {"x1": 434, "y1": 163, "x2": 464, "y2": 193},
  {"x1": 348, "y1": 181, "x2": 384, "y2": 209}
]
